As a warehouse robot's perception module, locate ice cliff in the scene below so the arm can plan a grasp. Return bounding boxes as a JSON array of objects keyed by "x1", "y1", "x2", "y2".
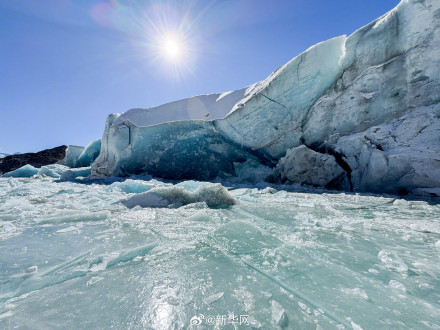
[{"x1": 91, "y1": 0, "x2": 440, "y2": 196}]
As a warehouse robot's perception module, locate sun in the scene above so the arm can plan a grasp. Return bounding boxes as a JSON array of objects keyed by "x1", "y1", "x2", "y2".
[
  {"x1": 162, "y1": 37, "x2": 182, "y2": 61},
  {"x1": 145, "y1": 27, "x2": 196, "y2": 79}
]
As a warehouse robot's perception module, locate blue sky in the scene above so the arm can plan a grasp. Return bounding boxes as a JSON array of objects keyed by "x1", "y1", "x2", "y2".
[{"x1": 0, "y1": 0, "x2": 399, "y2": 154}]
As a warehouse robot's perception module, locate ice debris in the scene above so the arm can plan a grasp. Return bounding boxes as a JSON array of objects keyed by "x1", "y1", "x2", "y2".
[
  {"x1": 59, "y1": 167, "x2": 91, "y2": 181},
  {"x1": 2, "y1": 164, "x2": 38, "y2": 178},
  {"x1": 120, "y1": 183, "x2": 236, "y2": 208},
  {"x1": 203, "y1": 292, "x2": 224, "y2": 305},
  {"x1": 271, "y1": 300, "x2": 288, "y2": 328},
  {"x1": 389, "y1": 280, "x2": 406, "y2": 292},
  {"x1": 378, "y1": 250, "x2": 408, "y2": 273},
  {"x1": 76, "y1": 139, "x2": 101, "y2": 167},
  {"x1": 26, "y1": 266, "x2": 38, "y2": 273},
  {"x1": 1, "y1": 164, "x2": 71, "y2": 178},
  {"x1": 37, "y1": 210, "x2": 110, "y2": 224},
  {"x1": 59, "y1": 145, "x2": 85, "y2": 168}
]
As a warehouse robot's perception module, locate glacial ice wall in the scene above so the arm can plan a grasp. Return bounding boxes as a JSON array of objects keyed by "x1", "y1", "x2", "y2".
[
  {"x1": 302, "y1": 0, "x2": 440, "y2": 194},
  {"x1": 215, "y1": 35, "x2": 346, "y2": 158},
  {"x1": 91, "y1": 0, "x2": 440, "y2": 196},
  {"x1": 60, "y1": 140, "x2": 101, "y2": 169}
]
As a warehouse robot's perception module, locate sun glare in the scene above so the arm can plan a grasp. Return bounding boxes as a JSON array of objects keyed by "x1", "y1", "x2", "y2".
[
  {"x1": 90, "y1": 1, "x2": 200, "y2": 79},
  {"x1": 163, "y1": 38, "x2": 181, "y2": 60}
]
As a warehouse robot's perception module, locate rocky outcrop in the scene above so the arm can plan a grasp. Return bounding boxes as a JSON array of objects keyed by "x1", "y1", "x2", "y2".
[{"x1": 0, "y1": 146, "x2": 67, "y2": 175}]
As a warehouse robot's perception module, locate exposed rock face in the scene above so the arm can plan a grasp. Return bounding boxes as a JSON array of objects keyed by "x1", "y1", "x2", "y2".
[
  {"x1": 274, "y1": 146, "x2": 347, "y2": 188},
  {"x1": 0, "y1": 146, "x2": 67, "y2": 175},
  {"x1": 91, "y1": 0, "x2": 440, "y2": 196}
]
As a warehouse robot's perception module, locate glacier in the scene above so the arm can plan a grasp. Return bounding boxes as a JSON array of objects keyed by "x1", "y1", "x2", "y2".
[
  {"x1": 89, "y1": 0, "x2": 440, "y2": 196},
  {"x1": 1, "y1": 0, "x2": 440, "y2": 328},
  {"x1": 0, "y1": 176, "x2": 439, "y2": 328}
]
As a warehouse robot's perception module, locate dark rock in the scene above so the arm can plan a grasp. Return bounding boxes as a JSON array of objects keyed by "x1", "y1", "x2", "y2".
[{"x1": 0, "y1": 145, "x2": 67, "y2": 175}]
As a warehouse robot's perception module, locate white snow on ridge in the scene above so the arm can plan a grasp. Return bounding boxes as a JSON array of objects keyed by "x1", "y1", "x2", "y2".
[{"x1": 114, "y1": 87, "x2": 248, "y2": 128}]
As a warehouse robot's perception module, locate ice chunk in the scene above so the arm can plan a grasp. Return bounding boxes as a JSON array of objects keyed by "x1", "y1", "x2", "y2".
[
  {"x1": 106, "y1": 242, "x2": 158, "y2": 268},
  {"x1": 203, "y1": 292, "x2": 224, "y2": 305},
  {"x1": 389, "y1": 280, "x2": 406, "y2": 292},
  {"x1": 341, "y1": 287, "x2": 369, "y2": 301},
  {"x1": 107, "y1": 179, "x2": 158, "y2": 194},
  {"x1": 230, "y1": 159, "x2": 273, "y2": 184},
  {"x1": 378, "y1": 250, "x2": 408, "y2": 273},
  {"x1": 76, "y1": 139, "x2": 101, "y2": 167},
  {"x1": 59, "y1": 145, "x2": 85, "y2": 168},
  {"x1": 298, "y1": 301, "x2": 312, "y2": 314},
  {"x1": 2, "y1": 164, "x2": 71, "y2": 179},
  {"x1": 37, "y1": 164, "x2": 69, "y2": 178},
  {"x1": 271, "y1": 300, "x2": 288, "y2": 328},
  {"x1": 37, "y1": 210, "x2": 110, "y2": 224},
  {"x1": 59, "y1": 167, "x2": 91, "y2": 181},
  {"x1": 120, "y1": 191, "x2": 169, "y2": 208},
  {"x1": 2, "y1": 164, "x2": 39, "y2": 177},
  {"x1": 26, "y1": 266, "x2": 38, "y2": 273},
  {"x1": 351, "y1": 320, "x2": 364, "y2": 330},
  {"x1": 120, "y1": 183, "x2": 236, "y2": 208},
  {"x1": 56, "y1": 226, "x2": 80, "y2": 234},
  {"x1": 58, "y1": 140, "x2": 100, "y2": 169},
  {"x1": 274, "y1": 145, "x2": 347, "y2": 188}
]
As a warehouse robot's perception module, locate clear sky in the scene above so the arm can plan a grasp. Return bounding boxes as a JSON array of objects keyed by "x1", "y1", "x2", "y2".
[{"x1": 0, "y1": 0, "x2": 399, "y2": 154}]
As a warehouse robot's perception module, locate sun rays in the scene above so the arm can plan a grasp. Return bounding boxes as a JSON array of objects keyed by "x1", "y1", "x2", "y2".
[{"x1": 90, "y1": 1, "x2": 202, "y2": 81}]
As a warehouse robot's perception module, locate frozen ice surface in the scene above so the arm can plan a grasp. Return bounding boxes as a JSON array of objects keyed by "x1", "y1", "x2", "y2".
[{"x1": 1, "y1": 175, "x2": 439, "y2": 329}]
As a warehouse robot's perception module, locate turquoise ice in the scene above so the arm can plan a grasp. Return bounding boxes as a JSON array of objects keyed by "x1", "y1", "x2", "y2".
[{"x1": 1, "y1": 175, "x2": 439, "y2": 329}]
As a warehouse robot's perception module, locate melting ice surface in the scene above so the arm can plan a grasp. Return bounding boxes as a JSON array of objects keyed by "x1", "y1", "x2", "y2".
[{"x1": 0, "y1": 175, "x2": 440, "y2": 329}]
